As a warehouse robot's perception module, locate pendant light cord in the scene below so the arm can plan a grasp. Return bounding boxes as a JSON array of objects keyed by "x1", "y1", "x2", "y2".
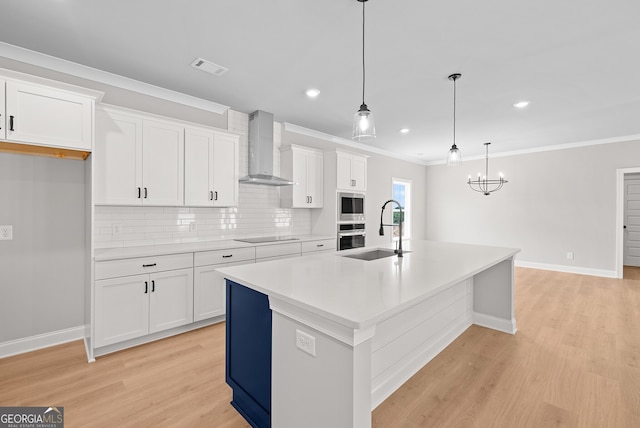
[
  {"x1": 361, "y1": 0, "x2": 366, "y2": 105},
  {"x1": 453, "y1": 77, "x2": 456, "y2": 147}
]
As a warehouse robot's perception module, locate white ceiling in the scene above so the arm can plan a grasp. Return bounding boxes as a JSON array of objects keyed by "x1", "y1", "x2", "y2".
[{"x1": 1, "y1": 0, "x2": 639, "y2": 163}]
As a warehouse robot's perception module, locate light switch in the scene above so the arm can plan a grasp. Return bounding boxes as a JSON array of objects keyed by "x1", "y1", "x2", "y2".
[{"x1": 0, "y1": 225, "x2": 13, "y2": 240}]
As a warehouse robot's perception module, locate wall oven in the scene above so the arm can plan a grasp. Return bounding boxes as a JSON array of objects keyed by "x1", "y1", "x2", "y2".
[
  {"x1": 337, "y1": 223, "x2": 366, "y2": 251},
  {"x1": 338, "y1": 192, "x2": 365, "y2": 222}
]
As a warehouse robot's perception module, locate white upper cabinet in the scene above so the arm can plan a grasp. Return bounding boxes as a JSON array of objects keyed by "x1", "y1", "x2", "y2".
[
  {"x1": 141, "y1": 119, "x2": 184, "y2": 206},
  {"x1": 185, "y1": 126, "x2": 239, "y2": 207},
  {"x1": 336, "y1": 150, "x2": 367, "y2": 192},
  {"x1": 94, "y1": 107, "x2": 184, "y2": 206},
  {"x1": 94, "y1": 109, "x2": 143, "y2": 205},
  {"x1": 4, "y1": 80, "x2": 93, "y2": 150},
  {"x1": 281, "y1": 145, "x2": 324, "y2": 208}
]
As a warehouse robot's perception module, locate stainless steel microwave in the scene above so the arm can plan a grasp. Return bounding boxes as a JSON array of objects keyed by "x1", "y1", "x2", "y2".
[{"x1": 338, "y1": 192, "x2": 365, "y2": 222}]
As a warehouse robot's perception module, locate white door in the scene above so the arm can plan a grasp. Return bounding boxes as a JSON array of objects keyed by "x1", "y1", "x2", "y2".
[
  {"x1": 307, "y1": 151, "x2": 324, "y2": 207},
  {"x1": 94, "y1": 110, "x2": 144, "y2": 205},
  {"x1": 142, "y1": 119, "x2": 185, "y2": 206},
  {"x1": 193, "y1": 265, "x2": 226, "y2": 321},
  {"x1": 211, "y1": 134, "x2": 239, "y2": 207},
  {"x1": 624, "y1": 176, "x2": 640, "y2": 266},
  {"x1": 5, "y1": 80, "x2": 93, "y2": 150},
  {"x1": 184, "y1": 128, "x2": 214, "y2": 206},
  {"x1": 94, "y1": 274, "x2": 150, "y2": 347},
  {"x1": 149, "y1": 268, "x2": 193, "y2": 333}
]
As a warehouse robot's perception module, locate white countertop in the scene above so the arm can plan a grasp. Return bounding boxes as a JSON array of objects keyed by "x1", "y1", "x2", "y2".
[
  {"x1": 217, "y1": 240, "x2": 520, "y2": 330},
  {"x1": 94, "y1": 234, "x2": 334, "y2": 261}
]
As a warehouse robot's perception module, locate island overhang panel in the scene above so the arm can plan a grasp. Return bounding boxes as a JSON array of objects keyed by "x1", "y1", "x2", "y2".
[{"x1": 218, "y1": 240, "x2": 520, "y2": 428}]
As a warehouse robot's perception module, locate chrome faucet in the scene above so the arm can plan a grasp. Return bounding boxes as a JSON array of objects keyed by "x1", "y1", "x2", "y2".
[{"x1": 379, "y1": 199, "x2": 403, "y2": 257}]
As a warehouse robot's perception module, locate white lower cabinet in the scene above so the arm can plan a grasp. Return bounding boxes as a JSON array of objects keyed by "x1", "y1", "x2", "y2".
[
  {"x1": 193, "y1": 247, "x2": 256, "y2": 321},
  {"x1": 94, "y1": 254, "x2": 193, "y2": 348}
]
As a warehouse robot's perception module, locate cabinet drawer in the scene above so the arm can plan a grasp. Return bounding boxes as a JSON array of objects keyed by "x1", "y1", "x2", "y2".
[
  {"x1": 194, "y1": 247, "x2": 256, "y2": 267},
  {"x1": 95, "y1": 253, "x2": 193, "y2": 280},
  {"x1": 255, "y1": 242, "x2": 301, "y2": 260},
  {"x1": 302, "y1": 239, "x2": 335, "y2": 253}
]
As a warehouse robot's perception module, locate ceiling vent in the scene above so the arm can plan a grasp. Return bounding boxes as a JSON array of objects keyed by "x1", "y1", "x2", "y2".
[{"x1": 190, "y1": 57, "x2": 228, "y2": 76}]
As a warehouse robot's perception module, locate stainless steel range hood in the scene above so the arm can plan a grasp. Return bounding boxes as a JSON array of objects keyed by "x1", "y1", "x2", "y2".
[{"x1": 239, "y1": 110, "x2": 294, "y2": 186}]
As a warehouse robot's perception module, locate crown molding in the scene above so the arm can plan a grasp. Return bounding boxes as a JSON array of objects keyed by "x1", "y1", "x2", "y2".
[{"x1": 0, "y1": 42, "x2": 230, "y2": 114}]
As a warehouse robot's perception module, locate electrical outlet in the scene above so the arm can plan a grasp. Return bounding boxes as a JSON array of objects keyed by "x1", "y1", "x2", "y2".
[
  {"x1": 296, "y1": 329, "x2": 316, "y2": 357},
  {"x1": 567, "y1": 252, "x2": 574, "y2": 260},
  {"x1": 0, "y1": 225, "x2": 13, "y2": 240},
  {"x1": 112, "y1": 224, "x2": 122, "y2": 237}
]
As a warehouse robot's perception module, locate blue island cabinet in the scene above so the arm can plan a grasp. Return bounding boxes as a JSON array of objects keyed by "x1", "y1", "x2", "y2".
[{"x1": 225, "y1": 280, "x2": 272, "y2": 428}]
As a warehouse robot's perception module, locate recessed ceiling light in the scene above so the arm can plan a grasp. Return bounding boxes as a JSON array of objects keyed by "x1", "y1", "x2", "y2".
[
  {"x1": 513, "y1": 101, "x2": 529, "y2": 109},
  {"x1": 306, "y1": 88, "x2": 320, "y2": 98},
  {"x1": 190, "y1": 57, "x2": 228, "y2": 76},
  {"x1": 400, "y1": 128, "x2": 410, "y2": 134}
]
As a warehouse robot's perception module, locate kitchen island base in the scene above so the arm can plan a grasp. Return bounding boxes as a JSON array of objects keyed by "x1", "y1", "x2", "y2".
[{"x1": 220, "y1": 241, "x2": 519, "y2": 428}]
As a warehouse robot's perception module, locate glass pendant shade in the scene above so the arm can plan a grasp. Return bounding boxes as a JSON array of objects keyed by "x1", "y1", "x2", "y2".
[
  {"x1": 446, "y1": 143, "x2": 461, "y2": 166},
  {"x1": 353, "y1": 103, "x2": 376, "y2": 141}
]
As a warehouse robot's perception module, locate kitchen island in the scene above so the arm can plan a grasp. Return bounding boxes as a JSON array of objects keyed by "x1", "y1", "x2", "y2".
[{"x1": 217, "y1": 240, "x2": 520, "y2": 428}]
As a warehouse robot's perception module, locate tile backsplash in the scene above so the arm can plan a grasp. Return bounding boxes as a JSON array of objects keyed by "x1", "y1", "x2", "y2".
[{"x1": 94, "y1": 110, "x2": 312, "y2": 249}]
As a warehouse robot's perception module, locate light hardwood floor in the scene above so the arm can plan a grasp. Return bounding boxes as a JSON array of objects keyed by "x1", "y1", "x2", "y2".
[{"x1": 1, "y1": 267, "x2": 639, "y2": 427}]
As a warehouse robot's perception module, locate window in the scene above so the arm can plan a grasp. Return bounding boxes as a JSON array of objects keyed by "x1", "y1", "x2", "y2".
[{"x1": 392, "y1": 178, "x2": 411, "y2": 241}]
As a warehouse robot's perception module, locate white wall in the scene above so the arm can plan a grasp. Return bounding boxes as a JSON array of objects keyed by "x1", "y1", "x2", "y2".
[
  {"x1": 425, "y1": 139, "x2": 640, "y2": 276},
  {"x1": 0, "y1": 153, "x2": 86, "y2": 342},
  {"x1": 365, "y1": 154, "x2": 427, "y2": 247}
]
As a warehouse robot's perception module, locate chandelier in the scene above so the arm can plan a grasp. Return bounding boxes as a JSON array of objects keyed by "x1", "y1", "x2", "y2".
[{"x1": 467, "y1": 143, "x2": 508, "y2": 195}]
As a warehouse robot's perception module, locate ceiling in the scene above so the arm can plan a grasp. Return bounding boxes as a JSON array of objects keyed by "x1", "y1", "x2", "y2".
[{"x1": 1, "y1": 0, "x2": 639, "y2": 163}]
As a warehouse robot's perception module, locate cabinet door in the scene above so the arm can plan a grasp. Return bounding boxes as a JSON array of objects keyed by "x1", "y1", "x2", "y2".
[
  {"x1": 149, "y1": 268, "x2": 193, "y2": 333},
  {"x1": 193, "y1": 265, "x2": 225, "y2": 322},
  {"x1": 184, "y1": 128, "x2": 214, "y2": 206},
  {"x1": 5, "y1": 80, "x2": 93, "y2": 150},
  {"x1": 0, "y1": 80, "x2": 5, "y2": 140},
  {"x1": 291, "y1": 149, "x2": 308, "y2": 207},
  {"x1": 95, "y1": 274, "x2": 150, "y2": 347},
  {"x1": 211, "y1": 133, "x2": 239, "y2": 207},
  {"x1": 94, "y1": 110, "x2": 144, "y2": 205},
  {"x1": 307, "y1": 151, "x2": 324, "y2": 207},
  {"x1": 142, "y1": 119, "x2": 185, "y2": 206},
  {"x1": 350, "y1": 156, "x2": 367, "y2": 191},
  {"x1": 336, "y1": 153, "x2": 353, "y2": 190}
]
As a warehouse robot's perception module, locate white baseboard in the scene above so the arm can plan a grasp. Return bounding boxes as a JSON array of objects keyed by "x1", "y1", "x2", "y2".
[
  {"x1": 473, "y1": 312, "x2": 517, "y2": 334},
  {"x1": 0, "y1": 325, "x2": 86, "y2": 359},
  {"x1": 515, "y1": 260, "x2": 617, "y2": 278}
]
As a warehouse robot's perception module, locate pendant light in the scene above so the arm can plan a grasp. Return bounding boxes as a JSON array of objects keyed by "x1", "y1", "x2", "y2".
[
  {"x1": 446, "y1": 73, "x2": 462, "y2": 166},
  {"x1": 352, "y1": 0, "x2": 376, "y2": 141}
]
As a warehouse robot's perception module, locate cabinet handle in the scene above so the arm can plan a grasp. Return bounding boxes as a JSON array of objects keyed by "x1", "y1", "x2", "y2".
[
  {"x1": 309, "y1": 196, "x2": 312, "y2": 203},
  {"x1": 142, "y1": 263, "x2": 157, "y2": 267},
  {"x1": 144, "y1": 187, "x2": 148, "y2": 199},
  {"x1": 210, "y1": 191, "x2": 214, "y2": 201},
  {"x1": 222, "y1": 254, "x2": 233, "y2": 258},
  {"x1": 137, "y1": 187, "x2": 141, "y2": 199},
  {"x1": 144, "y1": 281, "x2": 148, "y2": 294},
  {"x1": 0, "y1": 113, "x2": 2, "y2": 130},
  {"x1": 151, "y1": 280, "x2": 155, "y2": 292},
  {"x1": 316, "y1": 244, "x2": 324, "y2": 247},
  {"x1": 214, "y1": 191, "x2": 218, "y2": 201},
  {"x1": 9, "y1": 116, "x2": 14, "y2": 132}
]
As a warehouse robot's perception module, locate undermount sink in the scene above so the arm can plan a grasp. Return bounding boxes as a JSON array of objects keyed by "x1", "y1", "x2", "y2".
[{"x1": 342, "y1": 249, "x2": 410, "y2": 261}]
